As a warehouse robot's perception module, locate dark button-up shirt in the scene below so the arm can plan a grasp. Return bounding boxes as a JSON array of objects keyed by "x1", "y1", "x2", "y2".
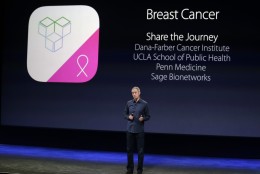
[{"x1": 124, "y1": 99, "x2": 150, "y2": 133}]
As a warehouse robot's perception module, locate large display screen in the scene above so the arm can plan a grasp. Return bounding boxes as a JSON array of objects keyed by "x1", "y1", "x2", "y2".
[{"x1": 2, "y1": 0, "x2": 260, "y2": 137}]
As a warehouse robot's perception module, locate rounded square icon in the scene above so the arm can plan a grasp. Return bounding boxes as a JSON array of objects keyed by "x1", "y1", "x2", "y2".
[{"x1": 27, "y1": 5, "x2": 99, "y2": 83}]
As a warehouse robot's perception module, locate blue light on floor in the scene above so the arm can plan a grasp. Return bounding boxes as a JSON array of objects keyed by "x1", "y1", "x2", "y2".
[{"x1": 0, "y1": 144, "x2": 260, "y2": 171}]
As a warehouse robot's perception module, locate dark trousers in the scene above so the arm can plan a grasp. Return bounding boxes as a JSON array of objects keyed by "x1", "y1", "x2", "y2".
[{"x1": 126, "y1": 132, "x2": 144, "y2": 172}]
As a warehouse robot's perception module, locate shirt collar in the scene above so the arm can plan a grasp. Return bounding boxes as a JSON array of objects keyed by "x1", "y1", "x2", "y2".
[{"x1": 133, "y1": 98, "x2": 141, "y2": 103}]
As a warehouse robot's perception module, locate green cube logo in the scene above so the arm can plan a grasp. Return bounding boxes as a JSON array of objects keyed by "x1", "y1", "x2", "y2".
[{"x1": 38, "y1": 17, "x2": 71, "y2": 52}]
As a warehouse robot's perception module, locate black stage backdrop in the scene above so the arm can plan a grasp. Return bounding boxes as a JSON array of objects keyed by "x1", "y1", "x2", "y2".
[{"x1": 2, "y1": 0, "x2": 260, "y2": 139}]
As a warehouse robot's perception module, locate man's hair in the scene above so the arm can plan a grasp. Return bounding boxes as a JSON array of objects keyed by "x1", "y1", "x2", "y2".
[{"x1": 131, "y1": 86, "x2": 141, "y2": 93}]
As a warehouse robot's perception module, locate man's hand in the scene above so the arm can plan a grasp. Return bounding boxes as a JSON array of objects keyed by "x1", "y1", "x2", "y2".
[
  {"x1": 129, "y1": 115, "x2": 134, "y2": 120},
  {"x1": 139, "y1": 115, "x2": 144, "y2": 122}
]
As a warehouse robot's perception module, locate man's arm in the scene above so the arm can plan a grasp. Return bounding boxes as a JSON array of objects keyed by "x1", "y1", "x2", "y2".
[
  {"x1": 143, "y1": 103, "x2": 150, "y2": 121},
  {"x1": 124, "y1": 102, "x2": 133, "y2": 120}
]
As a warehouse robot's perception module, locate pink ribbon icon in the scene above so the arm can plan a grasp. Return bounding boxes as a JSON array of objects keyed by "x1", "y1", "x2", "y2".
[{"x1": 77, "y1": 54, "x2": 89, "y2": 77}]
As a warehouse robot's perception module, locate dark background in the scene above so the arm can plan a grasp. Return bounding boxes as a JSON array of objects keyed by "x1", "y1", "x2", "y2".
[{"x1": 2, "y1": 0, "x2": 260, "y2": 158}]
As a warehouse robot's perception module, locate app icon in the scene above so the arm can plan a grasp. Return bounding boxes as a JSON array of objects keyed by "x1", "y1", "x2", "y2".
[{"x1": 27, "y1": 5, "x2": 99, "y2": 83}]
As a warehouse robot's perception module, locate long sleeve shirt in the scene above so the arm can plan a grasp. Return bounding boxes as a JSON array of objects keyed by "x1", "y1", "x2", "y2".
[{"x1": 124, "y1": 99, "x2": 150, "y2": 133}]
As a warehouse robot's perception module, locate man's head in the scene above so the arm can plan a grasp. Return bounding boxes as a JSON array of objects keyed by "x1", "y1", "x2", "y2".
[{"x1": 131, "y1": 86, "x2": 141, "y2": 101}]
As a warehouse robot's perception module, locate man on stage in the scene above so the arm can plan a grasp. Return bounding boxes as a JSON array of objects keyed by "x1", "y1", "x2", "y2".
[{"x1": 124, "y1": 86, "x2": 151, "y2": 174}]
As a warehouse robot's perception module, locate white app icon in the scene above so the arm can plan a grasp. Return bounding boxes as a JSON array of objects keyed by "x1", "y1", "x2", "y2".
[{"x1": 27, "y1": 5, "x2": 99, "y2": 83}]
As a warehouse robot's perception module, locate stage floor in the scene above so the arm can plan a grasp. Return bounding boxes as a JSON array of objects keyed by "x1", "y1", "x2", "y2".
[{"x1": 1, "y1": 144, "x2": 260, "y2": 174}]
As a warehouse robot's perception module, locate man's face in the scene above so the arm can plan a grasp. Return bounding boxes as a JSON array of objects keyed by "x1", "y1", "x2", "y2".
[{"x1": 132, "y1": 89, "x2": 140, "y2": 100}]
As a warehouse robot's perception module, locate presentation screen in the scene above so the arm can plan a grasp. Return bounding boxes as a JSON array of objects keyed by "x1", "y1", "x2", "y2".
[{"x1": 2, "y1": 0, "x2": 260, "y2": 137}]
